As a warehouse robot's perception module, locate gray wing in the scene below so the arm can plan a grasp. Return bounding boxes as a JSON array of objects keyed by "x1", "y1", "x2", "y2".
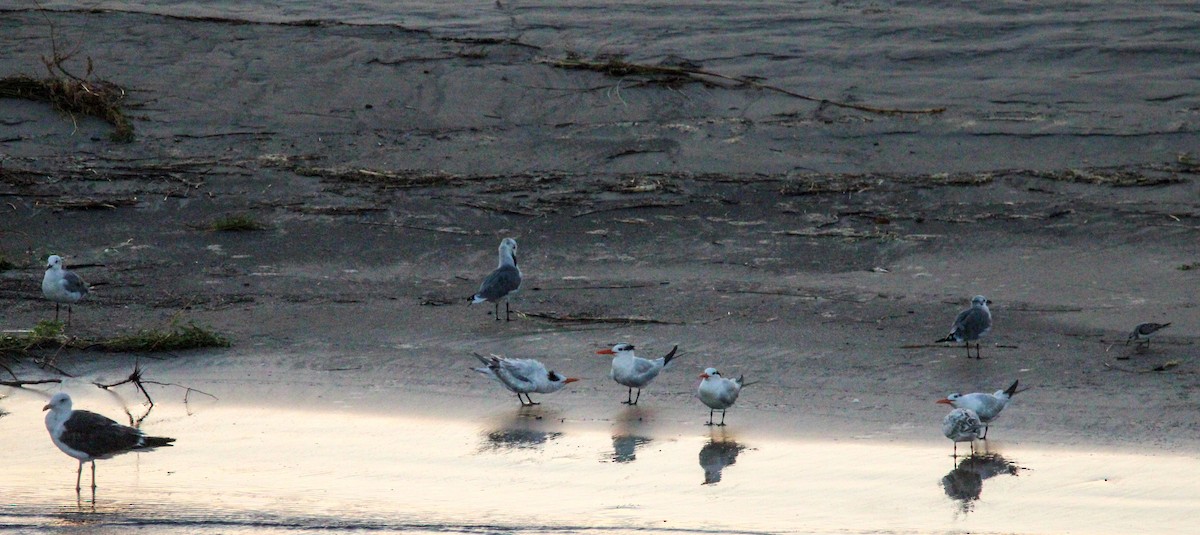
[
  {"x1": 953, "y1": 307, "x2": 991, "y2": 340},
  {"x1": 475, "y1": 265, "x2": 521, "y2": 301},
  {"x1": 62, "y1": 410, "x2": 142, "y2": 457},
  {"x1": 1135, "y1": 322, "x2": 1169, "y2": 336},
  {"x1": 62, "y1": 271, "x2": 89, "y2": 296},
  {"x1": 497, "y1": 358, "x2": 536, "y2": 384}
]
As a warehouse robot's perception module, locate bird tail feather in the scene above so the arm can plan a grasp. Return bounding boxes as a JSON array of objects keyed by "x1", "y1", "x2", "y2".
[
  {"x1": 1003, "y1": 379, "x2": 1019, "y2": 397},
  {"x1": 140, "y1": 436, "x2": 175, "y2": 449},
  {"x1": 662, "y1": 345, "x2": 679, "y2": 366}
]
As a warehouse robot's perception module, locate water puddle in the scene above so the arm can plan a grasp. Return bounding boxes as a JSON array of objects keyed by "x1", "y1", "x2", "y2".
[{"x1": 0, "y1": 388, "x2": 1195, "y2": 534}]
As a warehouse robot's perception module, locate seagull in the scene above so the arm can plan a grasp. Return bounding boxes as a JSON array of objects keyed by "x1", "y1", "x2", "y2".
[
  {"x1": 472, "y1": 353, "x2": 579, "y2": 406},
  {"x1": 942, "y1": 407, "x2": 983, "y2": 456},
  {"x1": 598, "y1": 343, "x2": 679, "y2": 405},
  {"x1": 470, "y1": 238, "x2": 521, "y2": 321},
  {"x1": 936, "y1": 295, "x2": 992, "y2": 359},
  {"x1": 936, "y1": 380, "x2": 1019, "y2": 439},
  {"x1": 697, "y1": 367, "x2": 753, "y2": 426},
  {"x1": 42, "y1": 255, "x2": 89, "y2": 326},
  {"x1": 43, "y1": 392, "x2": 175, "y2": 492},
  {"x1": 1127, "y1": 322, "x2": 1171, "y2": 348}
]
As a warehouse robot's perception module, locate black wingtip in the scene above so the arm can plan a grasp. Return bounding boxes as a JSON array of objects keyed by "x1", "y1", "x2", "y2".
[
  {"x1": 143, "y1": 436, "x2": 175, "y2": 448},
  {"x1": 662, "y1": 345, "x2": 679, "y2": 364},
  {"x1": 1004, "y1": 379, "x2": 1019, "y2": 397},
  {"x1": 935, "y1": 334, "x2": 955, "y2": 343}
]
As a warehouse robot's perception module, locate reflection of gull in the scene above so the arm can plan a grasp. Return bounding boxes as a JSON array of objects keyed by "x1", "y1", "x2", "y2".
[
  {"x1": 470, "y1": 238, "x2": 521, "y2": 321},
  {"x1": 42, "y1": 255, "x2": 89, "y2": 326},
  {"x1": 472, "y1": 353, "x2": 579, "y2": 406},
  {"x1": 936, "y1": 380, "x2": 1019, "y2": 439},
  {"x1": 942, "y1": 408, "x2": 982, "y2": 456},
  {"x1": 599, "y1": 343, "x2": 679, "y2": 405},
  {"x1": 936, "y1": 295, "x2": 992, "y2": 359},
  {"x1": 43, "y1": 393, "x2": 175, "y2": 493},
  {"x1": 942, "y1": 452, "x2": 1021, "y2": 513},
  {"x1": 1127, "y1": 322, "x2": 1170, "y2": 348},
  {"x1": 481, "y1": 410, "x2": 563, "y2": 452},
  {"x1": 699, "y1": 435, "x2": 745, "y2": 485}
]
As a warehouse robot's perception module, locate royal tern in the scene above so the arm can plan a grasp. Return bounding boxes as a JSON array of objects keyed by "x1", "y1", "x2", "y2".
[
  {"x1": 697, "y1": 367, "x2": 752, "y2": 426},
  {"x1": 43, "y1": 393, "x2": 175, "y2": 492},
  {"x1": 598, "y1": 343, "x2": 679, "y2": 405},
  {"x1": 1127, "y1": 322, "x2": 1170, "y2": 348},
  {"x1": 42, "y1": 255, "x2": 89, "y2": 326},
  {"x1": 936, "y1": 380, "x2": 1018, "y2": 439},
  {"x1": 936, "y1": 295, "x2": 992, "y2": 359},
  {"x1": 470, "y1": 238, "x2": 521, "y2": 321},
  {"x1": 472, "y1": 353, "x2": 578, "y2": 406},
  {"x1": 942, "y1": 407, "x2": 983, "y2": 456}
]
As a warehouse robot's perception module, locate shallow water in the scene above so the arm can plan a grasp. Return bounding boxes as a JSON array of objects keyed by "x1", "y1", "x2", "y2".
[{"x1": 1, "y1": 388, "x2": 1195, "y2": 534}]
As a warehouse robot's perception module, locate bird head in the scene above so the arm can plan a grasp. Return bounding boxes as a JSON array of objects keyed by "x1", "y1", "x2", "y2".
[
  {"x1": 936, "y1": 393, "x2": 962, "y2": 406},
  {"x1": 597, "y1": 343, "x2": 635, "y2": 356},
  {"x1": 43, "y1": 392, "x2": 72, "y2": 412},
  {"x1": 700, "y1": 367, "x2": 720, "y2": 379},
  {"x1": 46, "y1": 255, "x2": 63, "y2": 270}
]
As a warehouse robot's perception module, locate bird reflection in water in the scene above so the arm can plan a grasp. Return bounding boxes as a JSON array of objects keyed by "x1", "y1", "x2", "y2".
[
  {"x1": 608, "y1": 406, "x2": 654, "y2": 463},
  {"x1": 480, "y1": 407, "x2": 563, "y2": 452},
  {"x1": 699, "y1": 431, "x2": 746, "y2": 485},
  {"x1": 941, "y1": 452, "x2": 1022, "y2": 513}
]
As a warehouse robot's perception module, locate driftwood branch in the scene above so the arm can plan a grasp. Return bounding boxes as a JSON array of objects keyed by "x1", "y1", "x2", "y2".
[{"x1": 540, "y1": 57, "x2": 946, "y2": 116}]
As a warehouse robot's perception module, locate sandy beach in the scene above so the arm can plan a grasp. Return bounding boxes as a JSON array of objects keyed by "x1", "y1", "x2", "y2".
[{"x1": 2, "y1": 3, "x2": 1200, "y2": 533}]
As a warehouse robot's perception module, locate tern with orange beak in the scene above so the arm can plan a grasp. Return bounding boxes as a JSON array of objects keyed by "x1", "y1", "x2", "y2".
[
  {"x1": 472, "y1": 353, "x2": 579, "y2": 406},
  {"x1": 598, "y1": 343, "x2": 679, "y2": 405},
  {"x1": 697, "y1": 367, "x2": 753, "y2": 426},
  {"x1": 936, "y1": 380, "x2": 1019, "y2": 439}
]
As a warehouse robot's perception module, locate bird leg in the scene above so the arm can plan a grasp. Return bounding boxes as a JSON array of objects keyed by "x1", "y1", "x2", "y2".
[
  {"x1": 67, "y1": 305, "x2": 74, "y2": 328},
  {"x1": 75, "y1": 461, "x2": 83, "y2": 492},
  {"x1": 705, "y1": 409, "x2": 715, "y2": 426},
  {"x1": 55, "y1": 303, "x2": 61, "y2": 323},
  {"x1": 505, "y1": 300, "x2": 512, "y2": 322},
  {"x1": 632, "y1": 389, "x2": 641, "y2": 405},
  {"x1": 91, "y1": 460, "x2": 97, "y2": 490},
  {"x1": 493, "y1": 302, "x2": 501, "y2": 321},
  {"x1": 718, "y1": 409, "x2": 727, "y2": 427},
  {"x1": 980, "y1": 424, "x2": 989, "y2": 440},
  {"x1": 622, "y1": 387, "x2": 634, "y2": 405}
]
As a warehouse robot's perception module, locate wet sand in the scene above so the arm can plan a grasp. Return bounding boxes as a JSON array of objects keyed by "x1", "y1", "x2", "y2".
[{"x1": 2, "y1": 3, "x2": 1200, "y2": 533}]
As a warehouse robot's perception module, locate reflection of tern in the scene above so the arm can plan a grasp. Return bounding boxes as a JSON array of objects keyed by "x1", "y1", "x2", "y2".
[
  {"x1": 481, "y1": 410, "x2": 564, "y2": 451},
  {"x1": 936, "y1": 295, "x2": 992, "y2": 359},
  {"x1": 942, "y1": 408, "x2": 983, "y2": 456},
  {"x1": 937, "y1": 380, "x2": 1018, "y2": 439},
  {"x1": 43, "y1": 393, "x2": 175, "y2": 492},
  {"x1": 697, "y1": 367, "x2": 753, "y2": 426},
  {"x1": 472, "y1": 353, "x2": 579, "y2": 406},
  {"x1": 470, "y1": 238, "x2": 521, "y2": 321},
  {"x1": 699, "y1": 437, "x2": 745, "y2": 485},
  {"x1": 1127, "y1": 322, "x2": 1170, "y2": 348},
  {"x1": 598, "y1": 343, "x2": 679, "y2": 405},
  {"x1": 942, "y1": 452, "x2": 1021, "y2": 512},
  {"x1": 42, "y1": 255, "x2": 89, "y2": 326},
  {"x1": 609, "y1": 406, "x2": 654, "y2": 463}
]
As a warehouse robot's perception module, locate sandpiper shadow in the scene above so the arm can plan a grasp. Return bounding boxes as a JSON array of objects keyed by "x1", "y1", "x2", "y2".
[
  {"x1": 699, "y1": 429, "x2": 746, "y2": 485},
  {"x1": 941, "y1": 452, "x2": 1022, "y2": 513},
  {"x1": 479, "y1": 406, "x2": 565, "y2": 452}
]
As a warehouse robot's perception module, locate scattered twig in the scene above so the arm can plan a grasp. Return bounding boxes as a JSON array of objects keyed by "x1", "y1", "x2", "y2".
[
  {"x1": 521, "y1": 311, "x2": 685, "y2": 325},
  {"x1": 1104, "y1": 360, "x2": 1184, "y2": 373},
  {"x1": 573, "y1": 201, "x2": 686, "y2": 218},
  {"x1": 350, "y1": 220, "x2": 476, "y2": 235}
]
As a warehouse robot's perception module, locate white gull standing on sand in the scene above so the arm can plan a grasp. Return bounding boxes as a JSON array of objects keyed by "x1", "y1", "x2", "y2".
[
  {"x1": 598, "y1": 343, "x2": 679, "y2": 405},
  {"x1": 942, "y1": 407, "x2": 983, "y2": 456},
  {"x1": 470, "y1": 238, "x2": 521, "y2": 321},
  {"x1": 937, "y1": 380, "x2": 1019, "y2": 439},
  {"x1": 1127, "y1": 322, "x2": 1171, "y2": 348},
  {"x1": 697, "y1": 367, "x2": 753, "y2": 426},
  {"x1": 43, "y1": 392, "x2": 175, "y2": 492},
  {"x1": 42, "y1": 255, "x2": 89, "y2": 326},
  {"x1": 936, "y1": 295, "x2": 992, "y2": 359},
  {"x1": 472, "y1": 353, "x2": 579, "y2": 406}
]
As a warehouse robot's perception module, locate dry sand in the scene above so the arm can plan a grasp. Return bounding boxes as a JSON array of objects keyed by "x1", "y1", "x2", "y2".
[{"x1": 2, "y1": 6, "x2": 1200, "y2": 456}]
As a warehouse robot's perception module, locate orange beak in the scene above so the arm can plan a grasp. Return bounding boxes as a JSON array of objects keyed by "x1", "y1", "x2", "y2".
[
  {"x1": 42, "y1": 403, "x2": 51, "y2": 411},
  {"x1": 564, "y1": 378, "x2": 580, "y2": 384},
  {"x1": 596, "y1": 349, "x2": 615, "y2": 355},
  {"x1": 699, "y1": 373, "x2": 710, "y2": 379},
  {"x1": 935, "y1": 398, "x2": 952, "y2": 405}
]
